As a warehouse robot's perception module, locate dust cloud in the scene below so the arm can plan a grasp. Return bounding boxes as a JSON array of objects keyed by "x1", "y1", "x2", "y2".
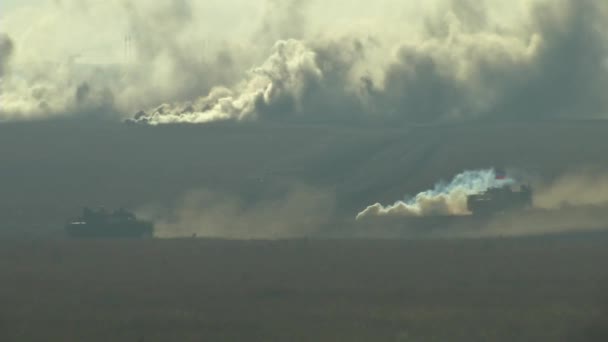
[{"x1": 137, "y1": 184, "x2": 335, "y2": 239}]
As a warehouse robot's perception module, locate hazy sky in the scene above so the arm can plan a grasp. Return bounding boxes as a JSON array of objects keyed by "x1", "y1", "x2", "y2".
[
  {"x1": 0, "y1": 0, "x2": 607, "y2": 124},
  {"x1": 0, "y1": 0, "x2": 49, "y2": 17},
  {"x1": 0, "y1": 0, "x2": 419, "y2": 60}
]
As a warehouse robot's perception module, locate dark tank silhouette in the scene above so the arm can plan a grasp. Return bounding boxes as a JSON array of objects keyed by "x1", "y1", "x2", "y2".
[
  {"x1": 467, "y1": 185, "x2": 533, "y2": 216},
  {"x1": 65, "y1": 207, "x2": 154, "y2": 238}
]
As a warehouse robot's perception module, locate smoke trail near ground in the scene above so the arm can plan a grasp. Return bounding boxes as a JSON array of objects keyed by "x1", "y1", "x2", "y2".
[
  {"x1": 534, "y1": 170, "x2": 608, "y2": 210},
  {"x1": 137, "y1": 184, "x2": 335, "y2": 239},
  {"x1": 356, "y1": 169, "x2": 513, "y2": 219},
  {"x1": 1, "y1": 0, "x2": 608, "y2": 123}
]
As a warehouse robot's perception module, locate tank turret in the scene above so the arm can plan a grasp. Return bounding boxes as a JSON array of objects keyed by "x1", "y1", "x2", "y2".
[
  {"x1": 466, "y1": 185, "x2": 533, "y2": 216},
  {"x1": 66, "y1": 207, "x2": 154, "y2": 238}
]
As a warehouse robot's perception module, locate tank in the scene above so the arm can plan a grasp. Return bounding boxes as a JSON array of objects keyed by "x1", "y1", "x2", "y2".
[
  {"x1": 65, "y1": 207, "x2": 154, "y2": 238},
  {"x1": 467, "y1": 185, "x2": 533, "y2": 216}
]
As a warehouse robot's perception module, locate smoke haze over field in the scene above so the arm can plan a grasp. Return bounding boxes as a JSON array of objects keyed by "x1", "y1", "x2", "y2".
[
  {"x1": 1, "y1": 0, "x2": 608, "y2": 123},
  {"x1": 2, "y1": 117, "x2": 608, "y2": 239},
  {"x1": 4, "y1": 0, "x2": 608, "y2": 239},
  {"x1": 138, "y1": 184, "x2": 335, "y2": 239}
]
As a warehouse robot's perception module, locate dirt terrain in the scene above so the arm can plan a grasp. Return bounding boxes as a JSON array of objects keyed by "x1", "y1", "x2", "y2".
[{"x1": 1, "y1": 236, "x2": 608, "y2": 341}]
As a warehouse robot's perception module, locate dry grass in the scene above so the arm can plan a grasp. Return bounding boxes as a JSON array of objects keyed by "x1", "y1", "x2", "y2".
[{"x1": 0, "y1": 237, "x2": 607, "y2": 341}]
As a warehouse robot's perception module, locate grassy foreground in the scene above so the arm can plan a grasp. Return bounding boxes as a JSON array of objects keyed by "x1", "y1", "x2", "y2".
[{"x1": 1, "y1": 236, "x2": 607, "y2": 341}]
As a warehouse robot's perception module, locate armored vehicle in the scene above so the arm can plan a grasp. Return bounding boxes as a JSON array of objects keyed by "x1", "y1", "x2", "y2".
[
  {"x1": 467, "y1": 185, "x2": 533, "y2": 216},
  {"x1": 66, "y1": 207, "x2": 154, "y2": 238}
]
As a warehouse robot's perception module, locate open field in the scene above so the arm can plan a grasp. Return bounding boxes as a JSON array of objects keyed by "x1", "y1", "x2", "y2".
[{"x1": 1, "y1": 236, "x2": 608, "y2": 341}]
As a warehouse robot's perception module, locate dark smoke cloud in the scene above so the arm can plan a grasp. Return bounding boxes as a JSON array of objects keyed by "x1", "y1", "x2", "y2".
[
  {"x1": 0, "y1": 33, "x2": 14, "y2": 77},
  {"x1": 489, "y1": 0, "x2": 608, "y2": 119},
  {"x1": 365, "y1": 0, "x2": 608, "y2": 122}
]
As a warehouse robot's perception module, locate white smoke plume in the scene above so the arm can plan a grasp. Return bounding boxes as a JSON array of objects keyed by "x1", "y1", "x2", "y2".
[
  {"x1": 137, "y1": 184, "x2": 335, "y2": 239},
  {"x1": 356, "y1": 169, "x2": 514, "y2": 219},
  {"x1": 1, "y1": 0, "x2": 607, "y2": 123},
  {"x1": 136, "y1": 39, "x2": 322, "y2": 124}
]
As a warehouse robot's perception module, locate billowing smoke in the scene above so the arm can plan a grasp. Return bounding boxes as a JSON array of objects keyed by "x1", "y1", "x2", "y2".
[
  {"x1": 133, "y1": 0, "x2": 608, "y2": 124},
  {"x1": 135, "y1": 39, "x2": 322, "y2": 124},
  {"x1": 356, "y1": 169, "x2": 513, "y2": 219},
  {"x1": 1, "y1": 0, "x2": 608, "y2": 123},
  {"x1": 137, "y1": 184, "x2": 335, "y2": 239}
]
